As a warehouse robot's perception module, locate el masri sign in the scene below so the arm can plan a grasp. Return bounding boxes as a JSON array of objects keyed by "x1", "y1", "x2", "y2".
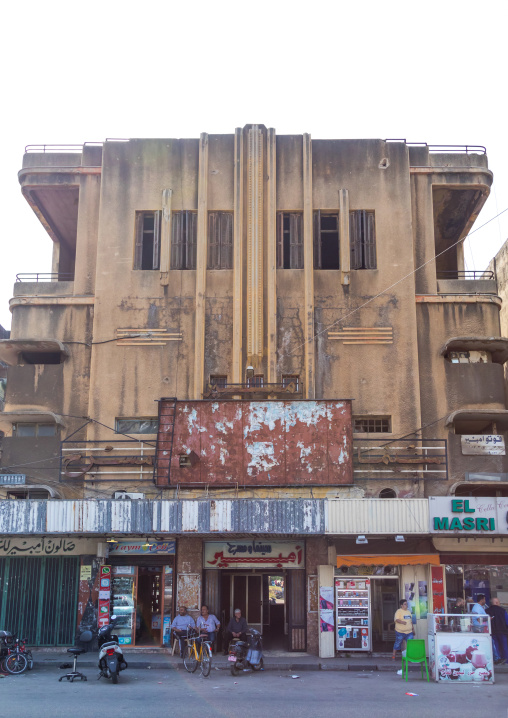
[{"x1": 429, "y1": 496, "x2": 508, "y2": 535}]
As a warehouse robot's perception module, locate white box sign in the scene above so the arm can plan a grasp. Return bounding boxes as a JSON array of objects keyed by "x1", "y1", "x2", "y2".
[
  {"x1": 429, "y1": 496, "x2": 508, "y2": 534},
  {"x1": 461, "y1": 435, "x2": 505, "y2": 455}
]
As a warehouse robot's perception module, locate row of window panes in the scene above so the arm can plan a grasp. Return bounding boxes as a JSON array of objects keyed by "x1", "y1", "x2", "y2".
[
  {"x1": 209, "y1": 375, "x2": 300, "y2": 391},
  {"x1": 353, "y1": 417, "x2": 391, "y2": 433},
  {"x1": 135, "y1": 210, "x2": 376, "y2": 271},
  {"x1": 12, "y1": 423, "x2": 57, "y2": 437}
]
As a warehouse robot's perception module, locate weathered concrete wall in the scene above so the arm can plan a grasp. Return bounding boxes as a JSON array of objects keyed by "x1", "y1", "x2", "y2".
[{"x1": 176, "y1": 536, "x2": 202, "y2": 620}]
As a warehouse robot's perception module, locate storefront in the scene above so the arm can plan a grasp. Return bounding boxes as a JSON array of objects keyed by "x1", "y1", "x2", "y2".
[
  {"x1": 107, "y1": 540, "x2": 175, "y2": 647},
  {"x1": 202, "y1": 540, "x2": 306, "y2": 652},
  {"x1": 0, "y1": 536, "x2": 97, "y2": 646},
  {"x1": 331, "y1": 554, "x2": 440, "y2": 653}
]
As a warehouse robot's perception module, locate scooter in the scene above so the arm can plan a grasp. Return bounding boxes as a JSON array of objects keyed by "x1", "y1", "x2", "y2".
[
  {"x1": 98, "y1": 615, "x2": 128, "y2": 684},
  {"x1": 228, "y1": 629, "x2": 264, "y2": 676}
]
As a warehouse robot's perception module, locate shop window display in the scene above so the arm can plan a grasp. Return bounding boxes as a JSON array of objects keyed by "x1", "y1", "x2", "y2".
[{"x1": 446, "y1": 565, "x2": 508, "y2": 613}]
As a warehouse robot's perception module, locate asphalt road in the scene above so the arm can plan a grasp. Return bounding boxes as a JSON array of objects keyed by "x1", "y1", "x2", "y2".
[{"x1": 1, "y1": 665, "x2": 507, "y2": 718}]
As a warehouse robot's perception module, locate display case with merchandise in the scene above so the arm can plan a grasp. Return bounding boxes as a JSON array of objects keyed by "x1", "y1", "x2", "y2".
[
  {"x1": 428, "y1": 614, "x2": 494, "y2": 683},
  {"x1": 335, "y1": 578, "x2": 371, "y2": 651}
]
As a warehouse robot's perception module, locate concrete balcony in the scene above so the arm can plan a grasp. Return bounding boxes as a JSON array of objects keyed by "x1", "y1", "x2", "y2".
[{"x1": 437, "y1": 270, "x2": 497, "y2": 295}]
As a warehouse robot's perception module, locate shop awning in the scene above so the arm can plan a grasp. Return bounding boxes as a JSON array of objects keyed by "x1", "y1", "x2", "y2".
[{"x1": 337, "y1": 554, "x2": 440, "y2": 567}]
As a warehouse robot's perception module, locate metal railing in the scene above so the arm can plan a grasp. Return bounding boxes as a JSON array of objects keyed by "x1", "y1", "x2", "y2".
[
  {"x1": 203, "y1": 381, "x2": 303, "y2": 398},
  {"x1": 436, "y1": 270, "x2": 495, "y2": 280},
  {"x1": 24, "y1": 143, "x2": 103, "y2": 153},
  {"x1": 60, "y1": 438, "x2": 156, "y2": 482},
  {"x1": 16, "y1": 273, "x2": 74, "y2": 283},
  {"x1": 385, "y1": 141, "x2": 487, "y2": 155},
  {"x1": 353, "y1": 438, "x2": 447, "y2": 481}
]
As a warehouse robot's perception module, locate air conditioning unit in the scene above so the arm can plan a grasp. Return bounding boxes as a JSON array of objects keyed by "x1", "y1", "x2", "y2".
[{"x1": 114, "y1": 491, "x2": 145, "y2": 500}]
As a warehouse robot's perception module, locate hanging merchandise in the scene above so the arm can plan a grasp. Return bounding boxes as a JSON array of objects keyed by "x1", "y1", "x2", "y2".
[{"x1": 335, "y1": 577, "x2": 371, "y2": 651}]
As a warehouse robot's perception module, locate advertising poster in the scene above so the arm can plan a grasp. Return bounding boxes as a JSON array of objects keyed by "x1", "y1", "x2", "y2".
[
  {"x1": 320, "y1": 609, "x2": 334, "y2": 633},
  {"x1": 418, "y1": 581, "x2": 428, "y2": 619},
  {"x1": 404, "y1": 582, "x2": 416, "y2": 625},
  {"x1": 436, "y1": 634, "x2": 494, "y2": 682},
  {"x1": 319, "y1": 586, "x2": 334, "y2": 609},
  {"x1": 163, "y1": 616, "x2": 172, "y2": 645},
  {"x1": 431, "y1": 566, "x2": 445, "y2": 614}
]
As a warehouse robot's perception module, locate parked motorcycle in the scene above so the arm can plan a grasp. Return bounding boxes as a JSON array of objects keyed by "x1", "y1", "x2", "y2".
[
  {"x1": 228, "y1": 629, "x2": 264, "y2": 676},
  {"x1": 97, "y1": 615, "x2": 128, "y2": 684}
]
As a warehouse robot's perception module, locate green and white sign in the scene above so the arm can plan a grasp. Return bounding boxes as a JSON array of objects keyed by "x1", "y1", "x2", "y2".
[{"x1": 429, "y1": 496, "x2": 508, "y2": 534}]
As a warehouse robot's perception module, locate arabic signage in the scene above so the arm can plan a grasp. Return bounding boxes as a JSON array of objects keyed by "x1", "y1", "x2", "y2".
[
  {"x1": 204, "y1": 541, "x2": 304, "y2": 569},
  {"x1": 429, "y1": 497, "x2": 508, "y2": 534},
  {"x1": 461, "y1": 435, "x2": 505, "y2": 456},
  {"x1": 0, "y1": 537, "x2": 98, "y2": 557},
  {"x1": 98, "y1": 565, "x2": 111, "y2": 628},
  {"x1": 108, "y1": 540, "x2": 175, "y2": 555}
]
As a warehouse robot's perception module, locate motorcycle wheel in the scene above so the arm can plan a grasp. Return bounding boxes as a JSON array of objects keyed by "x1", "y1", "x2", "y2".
[
  {"x1": 111, "y1": 671, "x2": 119, "y2": 684},
  {"x1": 230, "y1": 663, "x2": 240, "y2": 677},
  {"x1": 252, "y1": 658, "x2": 264, "y2": 671}
]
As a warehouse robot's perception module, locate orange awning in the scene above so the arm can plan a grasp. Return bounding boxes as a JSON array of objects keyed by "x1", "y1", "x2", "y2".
[{"x1": 337, "y1": 554, "x2": 440, "y2": 567}]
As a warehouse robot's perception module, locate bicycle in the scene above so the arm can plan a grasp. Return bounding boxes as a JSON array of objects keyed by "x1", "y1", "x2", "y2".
[
  {"x1": 183, "y1": 629, "x2": 212, "y2": 677},
  {"x1": 2, "y1": 636, "x2": 33, "y2": 675}
]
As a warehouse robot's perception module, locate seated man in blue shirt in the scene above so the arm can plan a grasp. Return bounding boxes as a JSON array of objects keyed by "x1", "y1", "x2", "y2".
[
  {"x1": 196, "y1": 604, "x2": 221, "y2": 646},
  {"x1": 171, "y1": 606, "x2": 196, "y2": 658}
]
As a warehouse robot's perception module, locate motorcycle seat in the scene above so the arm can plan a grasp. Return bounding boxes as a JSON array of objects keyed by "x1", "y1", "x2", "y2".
[{"x1": 67, "y1": 648, "x2": 85, "y2": 656}]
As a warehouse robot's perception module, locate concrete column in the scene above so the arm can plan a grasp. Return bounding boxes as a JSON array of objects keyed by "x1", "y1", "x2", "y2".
[
  {"x1": 339, "y1": 189, "x2": 350, "y2": 285},
  {"x1": 160, "y1": 188, "x2": 173, "y2": 285},
  {"x1": 318, "y1": 564, "x2": 335, "y2": 658},
  {"x1": 411, "y1": 174, "x2": 438, "y2": 295},
  {"x1": 246, "y1": 126, "x2": 264, "y2": 367},
  {"x1": 303, "y1": 133, "x2": 315, "y2": 399},
  {"x1": 232, "y1": 128, "x2": 244, "y2": 383},
  {"x1": 74, "y1": 174, "x2": 101, "y2": 294},
  {"x1": 267, "y1": 128, "x2": 277, "y2": 383},
  {"x1": 176, "y1": 537, "x2": 202, "y2": 622},
  {"x1": 193, "y1": 134, "x2": 209, "y2": 399}
]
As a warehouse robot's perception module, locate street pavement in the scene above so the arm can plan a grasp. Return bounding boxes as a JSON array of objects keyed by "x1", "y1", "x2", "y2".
[{"x1": 1, "y1": 663, "x2": 507, "y2": 718}]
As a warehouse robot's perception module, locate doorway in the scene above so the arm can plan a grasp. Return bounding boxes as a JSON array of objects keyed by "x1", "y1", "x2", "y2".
[
  {"x1": 262, "y1": 574, "x2": 286, "y2": 650},
  {"x1": 135, "y1": 567, "x2": 162, "y2": 645},
  {"x1": 370, "y1": 578, "x2": 399, "y2": 652}
]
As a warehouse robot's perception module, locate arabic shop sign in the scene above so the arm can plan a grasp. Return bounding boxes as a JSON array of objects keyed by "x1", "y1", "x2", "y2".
[
  {"x1": 429, "y1": 496, "x2": 508, "y2": 534},
  {"x1": 108, "y1": 540, "x2": 175, "y2": 555},
  {"x1": 0, "y1": 538, "x2": 98, "y2": 556},
  {"x1": 204, "y1": 541, "x2": 304, "y2": 569},
  {"x1": 461, "y1": 435, "x2": 505, "y2": 456}
]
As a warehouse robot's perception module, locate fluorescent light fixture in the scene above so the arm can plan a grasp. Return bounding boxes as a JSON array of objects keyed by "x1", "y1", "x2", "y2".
[
  {"x1": 356, "y1": 535, "x2": 368, "y2": 545},
  {"x1": 395, "y1": 535, "x2": 405, "y2": 542},
  {"x1": 106, "y1": 537, "x2": 118, "y2": 543}
]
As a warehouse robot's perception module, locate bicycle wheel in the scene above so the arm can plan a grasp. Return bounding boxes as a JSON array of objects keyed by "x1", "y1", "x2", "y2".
[
  {"x1": 25, "y1": 651, "x2": 34, "y2": 670},
  {"x1": 4, "y1": 653, "x2": 28, "y2": 675},
  {"x1": 201, "y1": 644, "x2": 211, "y2": 677},
  {"x1": 183, "y1": 644, "x2": 198, "y2": 673}
]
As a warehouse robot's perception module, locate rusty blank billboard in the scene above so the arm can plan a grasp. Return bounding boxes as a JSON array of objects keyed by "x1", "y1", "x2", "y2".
[{"x1": 155, "y1": 400, "x2": 353, "y2": 487}]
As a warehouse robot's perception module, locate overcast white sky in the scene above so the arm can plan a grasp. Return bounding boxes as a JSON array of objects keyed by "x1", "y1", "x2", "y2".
[{"x1": 1, "y1": 0, "x2": 507, "y2": 329}]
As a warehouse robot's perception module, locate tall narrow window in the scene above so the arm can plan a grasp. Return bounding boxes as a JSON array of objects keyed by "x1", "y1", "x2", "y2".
[
  {"x1": 282, "y1": 374, "x2": 300, "y2": 392},
  {"x1": 134, "y1": 211, "x2": 161, "y2": 270},
  {"x1": 350, "y1": 210, "x2": 376, "y2": 269},
  {"x1": 171, "y1": 211, "x2": 198, "y2": 270},
  {"x1": 208, "y1": 212, "x2": 233, "y2": 269},
  {"x1": 248, "y1": 375, "x2": 264, "y2": 388},
  {"x1": 313, "y1": 211, "x2": 340, "y2": 269},
  {"x1": 276, "y1": 213, "x2": 303, "y2": 269}
]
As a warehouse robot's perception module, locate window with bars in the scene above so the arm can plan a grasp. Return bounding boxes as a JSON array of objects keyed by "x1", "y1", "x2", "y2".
[
  {"x1": 134, "y1": 211, "x2": 161, "y2": 270},
  {"x1": 353, "y1": 416, "x2": 391, "y2": 433},
  {"x1": 282, "y1": 374, "x2": 300, "y2": 392},
  {"x1": 171, "y1": 211, "x2": 198, "y2": 270},
  {"x1": 208, "y1": 212, "x2": 233, "y2": 269},
  {"x1": 313, "y1": 211, "x2": 340, "y2": 269},
  {"x1": 209, "y1": 375, "x2": 228, "y2": 388},
  {"x1": 350, "y1": 210, "x2": 376, "y2": 269},
  {"x1": 277, "y1": 213, "x2": 303, "y2": 269}
]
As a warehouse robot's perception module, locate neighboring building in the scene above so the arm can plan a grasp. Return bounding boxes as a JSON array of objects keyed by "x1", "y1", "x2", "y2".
[{"x1": 0, "y1": 129, "x2": 506, "y2": 656}]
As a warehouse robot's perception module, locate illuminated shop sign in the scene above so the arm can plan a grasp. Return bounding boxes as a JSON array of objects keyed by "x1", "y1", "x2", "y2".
[{"x1": 429, "y1": 497, "x2": 508, "y2": 534}]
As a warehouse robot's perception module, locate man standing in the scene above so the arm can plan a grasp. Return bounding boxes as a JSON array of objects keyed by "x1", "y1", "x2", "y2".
[
  {"x1": 392, "y1": 599, "x2": 414, "y2": 660},
  {"x1": 486, "y1": 597, "x2": 508, "y2": 665},
  {"x1": 471, "y1": 594, "x2": 487, "y2": 632},
  {"x1": 223, "y1": 608, "x2": 249, "y2": 655},
  {"x1": 170, "y1": 606, "x2": 195, "y2": 658}
]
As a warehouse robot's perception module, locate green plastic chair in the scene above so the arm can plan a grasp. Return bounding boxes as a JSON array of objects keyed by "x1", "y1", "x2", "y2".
[{"x1": 401, "y1": 639, "x2": 429, "y2": 681}]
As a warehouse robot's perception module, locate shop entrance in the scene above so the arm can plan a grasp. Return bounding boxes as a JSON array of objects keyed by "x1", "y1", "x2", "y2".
[
  {"x1": 370, "y1": 578, "x2": 399, "y2": 652},
  {"x1": 135, "y1": 567, "x2": 162, "y2": 646}
]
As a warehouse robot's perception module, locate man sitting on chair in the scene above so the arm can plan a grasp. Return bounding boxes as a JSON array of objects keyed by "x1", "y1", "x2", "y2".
[
  {"x1": 171, "y1": 606, "x2": 195, "y2": 658},
  {"x1": 223, "y1": 608, "x2": 249, "y2": 655}
]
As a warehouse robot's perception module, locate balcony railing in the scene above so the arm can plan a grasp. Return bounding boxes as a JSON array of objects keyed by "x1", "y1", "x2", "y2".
[
  {"x1": 436, "y1": 270, "x2": 495, "y2": 280},
  {"x1": 16, "y1": 273, "x2": 74, "y2": 283},
  {"x1": 385, "y1": 141, "x2": 487, "y2": 155},
  {"x1": 353, "y1": 438, "x2": 447, "y2": 481},
  {"x1": 203, "y1": 381, "x2": 303, "y2": 400}
]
